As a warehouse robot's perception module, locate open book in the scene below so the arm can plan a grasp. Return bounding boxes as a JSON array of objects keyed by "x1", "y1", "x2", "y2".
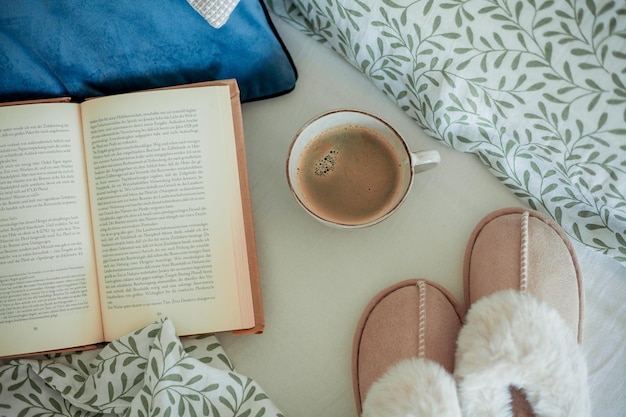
[{"x1": 0, "y1": 80, "x2": 263, "y2": 357}]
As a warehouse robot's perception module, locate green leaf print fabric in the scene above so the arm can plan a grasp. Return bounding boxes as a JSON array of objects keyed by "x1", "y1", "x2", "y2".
[
  {"x1": 0, "y1": 319, "x2": 284, "y2": 417},
  {"x1": 267, "y1": 0, "x2": 626, "y2": 266}
]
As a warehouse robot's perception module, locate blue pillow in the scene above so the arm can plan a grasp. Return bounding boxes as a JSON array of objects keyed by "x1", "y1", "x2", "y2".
[{"x1": 0, "y1": 0, "x2": 297, "y2": 102}]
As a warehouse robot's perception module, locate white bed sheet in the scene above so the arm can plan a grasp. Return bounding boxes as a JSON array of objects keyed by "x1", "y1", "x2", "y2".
[{"x1": 218, "y1": 16, "x2": 626, "y2": 417}]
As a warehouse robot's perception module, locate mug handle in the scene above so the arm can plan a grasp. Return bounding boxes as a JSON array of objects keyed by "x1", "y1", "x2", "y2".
[{"x1": 410, "y1": 149, "x2": 441, "y2": 173}]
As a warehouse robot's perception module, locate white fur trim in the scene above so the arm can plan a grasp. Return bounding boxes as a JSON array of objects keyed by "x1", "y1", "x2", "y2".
[
  {"x1": 455, "y1": 290, "x2": 590, "y2": 417},
  {"x1": 363, "y1": 358, "x2": 462, "y2": 417}
]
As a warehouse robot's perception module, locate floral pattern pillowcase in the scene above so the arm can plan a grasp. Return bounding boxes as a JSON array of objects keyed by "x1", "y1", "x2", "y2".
[
  {"x1": 268, "y1": 0, "x2": 626, "y2": 266},
  {"x1": 0, "y1": 319, "x2": 284, "y2": 417}
]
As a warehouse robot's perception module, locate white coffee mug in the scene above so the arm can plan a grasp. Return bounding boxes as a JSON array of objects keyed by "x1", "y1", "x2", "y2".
[{"x1": 286, "y1": 109, "x2": 440, "y2": 228}]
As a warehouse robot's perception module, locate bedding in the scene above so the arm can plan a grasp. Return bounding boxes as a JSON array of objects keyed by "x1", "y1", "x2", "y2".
[
  {"x1": 0, "y1": 0, "x2": 296, "y2": 102},
  {"x1": 0, "y1": 319, "x2": 283, "y2": 417},
  {"x1": 267, "y1": 0, "x2": 626, "y2": 267}
]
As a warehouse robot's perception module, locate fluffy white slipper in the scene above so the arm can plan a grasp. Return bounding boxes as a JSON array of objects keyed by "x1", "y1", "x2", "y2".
[
  {"x1": 363, "y1": 358, "x2": 462, "y2": 417},
  {"x1": 455, "y1": 290, "x2": 590, "y2": 417}
]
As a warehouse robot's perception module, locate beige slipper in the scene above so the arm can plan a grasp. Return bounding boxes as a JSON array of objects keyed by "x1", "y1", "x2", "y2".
[
  {"x1": 352, "y1": 279, "x2": 464, "y2": 416},
  {"x1": 463, "y1": 207, "x2": 583, "y2": 341},
  {"x1": 457, "y1": 208, "x2": 589, "y2": 416}
]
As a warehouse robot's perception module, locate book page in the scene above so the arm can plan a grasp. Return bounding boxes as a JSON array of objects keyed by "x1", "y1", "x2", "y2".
[
  {"x1": 0, "y1": 103, "x2": 103, "y2": 357},
  {"x1": 80, "y1": 86, "x2": 254, "y2": 340}
]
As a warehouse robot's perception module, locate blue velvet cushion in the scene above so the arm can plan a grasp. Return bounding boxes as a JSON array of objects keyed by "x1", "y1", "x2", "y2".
[{"x1": 0, "y1": 0, "x2": 297, "y2": 102}]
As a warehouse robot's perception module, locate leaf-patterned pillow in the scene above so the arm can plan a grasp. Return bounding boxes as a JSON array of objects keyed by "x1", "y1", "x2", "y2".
[
  {"x1": 0, "y1": 319, "x2": 284, "y2": 417},
  {"x1": 268, "y1": 0, "x2": 626, "y2": 266}
]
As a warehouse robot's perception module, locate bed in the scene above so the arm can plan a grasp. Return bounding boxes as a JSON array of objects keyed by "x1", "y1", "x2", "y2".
[{"x1": 1, "y1": 1, "x2": 624, "y2": 416}]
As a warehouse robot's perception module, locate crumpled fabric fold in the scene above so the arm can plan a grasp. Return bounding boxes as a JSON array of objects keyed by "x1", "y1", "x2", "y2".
[{"x1": 0, "y1": 318, "x2": 284, "y2": 417}]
